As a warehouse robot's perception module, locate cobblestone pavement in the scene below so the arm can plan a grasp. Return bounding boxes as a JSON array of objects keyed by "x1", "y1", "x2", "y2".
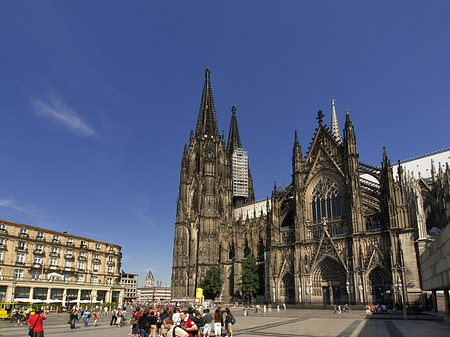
[{"x1": 1, "y1": 309, "x2": 450, "y2": 337}]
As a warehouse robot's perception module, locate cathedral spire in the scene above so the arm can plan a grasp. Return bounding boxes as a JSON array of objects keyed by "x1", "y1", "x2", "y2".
[
  {"x1": 293, "y1": 130, "x2": 303, "y2": 172},
  {"x1": 330, "y1": 97, "x2": 342, "y2": 144},
  {"x1": 227, "y1": 105, "x2": 242, "y2": 156},
  {"x1": 195, "y1": 68, "x2": 219, "y2": 139}
]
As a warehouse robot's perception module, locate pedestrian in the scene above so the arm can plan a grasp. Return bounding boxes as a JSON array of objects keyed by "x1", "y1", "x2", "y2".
[
  {"x1": 148, "y1": 311, "x2": 158, "y2": 337},
  {"x1": 130, "y1": 308, "x2": 141, "y2": 337},
  {"x1": 110, "y1": 308, "x2": 117, "y2": 325},
  {"x1": 202, "y1": 308, "x2": 212, "y2": 337},
  {"x1": 180, "y1": 310, "x2": 198, "y2": 337},
  {"x1": 139, "y1": 309, "x2": 150, "y2": 337},
  {"x1": 27, "y1": 309, "x2": 47, "y2": 337},
  {"x1": 117, "y1": 308, "x2": 123, "y2": 327},
  {"x1": 69, "y1": 308, "x2": 78, "y2": 329},
  {"x1": 224, "y1": 308, "x2": 233, "y2": 337},
  {"x1": 173, "y1": 307, "x2": 181, "y2": 326},
  {"x1": 163, "y1": 317, "x2": 188, "y2": 337},
  {"x1": 213, "y1": 308, "x2": 222, "y2": 337},
  {"x1": 83, "y1": 308, "x2": 91, "y2": 327},
  {"x1": 93, "y1": 312, "x2": 98, "y2": 327}
]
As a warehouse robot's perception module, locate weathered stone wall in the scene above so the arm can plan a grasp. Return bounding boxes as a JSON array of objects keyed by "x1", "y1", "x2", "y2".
[{"x1": 420, "y1": 224, "x2": 450, "y2": 290}]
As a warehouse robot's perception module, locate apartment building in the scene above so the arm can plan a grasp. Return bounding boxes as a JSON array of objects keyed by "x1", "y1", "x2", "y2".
[
  {"x1": 119, "y1": 272, "x2": 138, "y2": 302},
  {"x1": 0, "y1": 219, "x2": 124, "y2": 305}
]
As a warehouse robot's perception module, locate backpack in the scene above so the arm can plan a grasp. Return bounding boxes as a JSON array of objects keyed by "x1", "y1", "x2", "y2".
[
  {"x1": 231, "y1": 315, "x2": 236, "y2": 325},
  {"x1": 130, "y1": 316, "x2": 137, "y2": 325}
]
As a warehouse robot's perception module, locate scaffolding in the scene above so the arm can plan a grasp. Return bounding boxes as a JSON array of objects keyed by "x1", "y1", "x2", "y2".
[{"x1": 232, "y1": 148, "x2": 249, "y2": 197}]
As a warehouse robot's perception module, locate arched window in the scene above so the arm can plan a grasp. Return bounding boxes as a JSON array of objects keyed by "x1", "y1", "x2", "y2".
[{"x1": 311, "y1": 176, "x2": 342, "y2": 224}]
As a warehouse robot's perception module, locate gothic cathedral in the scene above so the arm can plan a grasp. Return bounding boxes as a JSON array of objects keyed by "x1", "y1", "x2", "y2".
[{"x1": 172, "y1": 69, "x2": 448, "y2": 306}]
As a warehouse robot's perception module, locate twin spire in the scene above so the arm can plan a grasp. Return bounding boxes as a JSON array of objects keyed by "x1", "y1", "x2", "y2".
[{"x1": 195, "y1": 69, "x2": 243, "y2": 154}]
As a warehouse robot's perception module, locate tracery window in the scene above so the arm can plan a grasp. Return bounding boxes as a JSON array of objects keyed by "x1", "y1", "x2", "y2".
[{"x1": 311, "y1": 176, "x2": 342, "y2": 224}]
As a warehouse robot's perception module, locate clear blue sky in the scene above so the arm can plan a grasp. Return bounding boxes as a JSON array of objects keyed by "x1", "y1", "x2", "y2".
[{"x1": 1, "y1": 1, "x2": 449, "y2": 286}]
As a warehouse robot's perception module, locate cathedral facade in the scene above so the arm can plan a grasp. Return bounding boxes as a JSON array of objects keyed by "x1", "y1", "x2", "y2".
[{"x1": 171, "y1": 69, "x2": 450, "y2": 306}]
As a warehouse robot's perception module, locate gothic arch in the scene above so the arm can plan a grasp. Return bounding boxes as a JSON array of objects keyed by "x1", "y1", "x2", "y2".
[
  {"x1": 279, "y1": 273, "x2": 295, "y2": 304},
  {"x1": 306, "y1": 173, "x2": 344, "y2": 225},
  {"x1": 311, "y1": 256, "x2": 347, "y2": 305},
  {"x1": 367, "y1": 266, "x2": 391, "y2": 304}
]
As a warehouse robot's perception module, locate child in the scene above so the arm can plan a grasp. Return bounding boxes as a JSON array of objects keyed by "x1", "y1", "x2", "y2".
[{"x1": 94, "y1": 312, "x2": 98, "y2": 327}]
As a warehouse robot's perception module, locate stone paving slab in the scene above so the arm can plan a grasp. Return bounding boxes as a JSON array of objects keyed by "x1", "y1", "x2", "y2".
[{"x1": 1, "y1": 309, "x2": 450, "y2": 337}]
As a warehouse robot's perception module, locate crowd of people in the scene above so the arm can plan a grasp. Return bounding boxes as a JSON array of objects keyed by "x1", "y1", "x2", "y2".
[{"x1": 128, "y1": 305, "x2": 235, "y2": 337}]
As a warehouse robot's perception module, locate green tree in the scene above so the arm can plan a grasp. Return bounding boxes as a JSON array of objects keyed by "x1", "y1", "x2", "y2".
[
  {"x1": 199, "y1": 266, "x2": 223, "y2": 299},
  {"x1": 240, "y1": 257, "x2": 259, "y2": 302}
]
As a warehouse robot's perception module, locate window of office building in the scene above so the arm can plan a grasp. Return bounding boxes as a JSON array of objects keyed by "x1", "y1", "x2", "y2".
[
  {"x1": 14, "y1": 269, "x2": 24, "y2": 278},
  {"x1": 50, "y1": 258, "x2": 58, "y2": 266},
  {"x1": 93, "y1": 264, "x2": 99, "y2": 273},
  {"x1": 67, "y1": 238, "x2": 73, "y2": 246},
  {"x1": 53, "y1": 235, "x2": 59, "y2": 243},
  {"x1": 37, "y1": 232, "x2": 44, "y2": 241},
  {"x1": 95, "y1": 244, "x2": 101, "y2": 251},
  {"x1": 78, "y1": 262, "x2": 84, "y2": 271},
  {"x1": 18, "y1": 241, "x2": 26, "y2": 250},
  {"x1": 31, "y1": 271, "x2": 41, "y2": 279},
  {"x1": 34, "y1": 256, "x2": 42, "y2": 264},
  {"x1": 77, "y1": 275, "x2": 84, "y2": 283}
]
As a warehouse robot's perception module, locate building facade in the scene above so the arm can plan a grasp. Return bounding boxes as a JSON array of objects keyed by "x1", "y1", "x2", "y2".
[
  {"x1": 137, "y1": 286, "x2": 172, "y2": 303},
  {"x1": 120, "y1": 272, "x2": 138, "y2": 302},
  {"x1": 0, "y1": 219, "x2": 124, "y2": 305},
  {"x1": 171, "y1": 69, "x2": 450, "y2": 306}
]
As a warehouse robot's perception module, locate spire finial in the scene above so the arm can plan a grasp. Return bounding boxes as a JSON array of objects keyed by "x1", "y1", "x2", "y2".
[
  {"x1": 317, "y1": 110, "x2": 324, "y2": 125},
  {"x1": 205, "y1": 67, "x2": 210, "y2": 78},
  {"x1": 331, "y1": 96, "x2": 336, "y2": 106},
  {"x1": 232, "y1": 105, "x2": 236, "y2": 114}
]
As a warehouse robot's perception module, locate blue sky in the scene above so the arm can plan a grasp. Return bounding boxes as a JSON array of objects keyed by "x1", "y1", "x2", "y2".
[{"x1": 1, "y1": 1, "x2": 449, "y2": 286}]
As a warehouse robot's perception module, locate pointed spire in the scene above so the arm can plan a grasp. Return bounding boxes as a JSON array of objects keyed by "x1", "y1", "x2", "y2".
[
  {"x1": 293, "y1": 130, "x2": 303, "y2": 172},
  {"x1": 330, "y1": 97, "x2": 342, "y2": 144},
  {"x1": 195, "y1": 68, "x2": 219, "y2": 139},
  {"x1": 227, "y1": 105, "x2": 242, "y2": 156}
]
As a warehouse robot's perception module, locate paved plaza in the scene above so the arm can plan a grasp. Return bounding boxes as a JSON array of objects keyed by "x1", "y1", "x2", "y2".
[{"x1": 1, "y1": 309, "x2": 450, "y2": 337}]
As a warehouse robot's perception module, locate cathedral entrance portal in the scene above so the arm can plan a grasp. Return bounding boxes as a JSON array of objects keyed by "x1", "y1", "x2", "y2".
[
  {"x1": 368, "y1": 267, "x2": 391, "y2": 304},
  {"x1": 312, "y1": 257, "x2": 347, "y2": 305},
  {"x1": 280, "y1": 274, "x2": 295, "y2": 304}
]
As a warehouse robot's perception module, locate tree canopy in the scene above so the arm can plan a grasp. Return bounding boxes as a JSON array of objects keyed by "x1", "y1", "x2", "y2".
[
  {"x1": 199, "y1": 265, "x2": 223, "y2": 299},
  {"x1": 240, "y1": 257, "x2": 259, "y2": 300}
]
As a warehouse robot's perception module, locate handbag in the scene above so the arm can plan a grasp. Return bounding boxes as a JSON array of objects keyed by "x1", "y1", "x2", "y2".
[
  {"x1": 28, "y1": 315, "x2": 40, "y2": 337},
  {"x1": 68, "y1": 319, "x2": 72, "y2": 324}
]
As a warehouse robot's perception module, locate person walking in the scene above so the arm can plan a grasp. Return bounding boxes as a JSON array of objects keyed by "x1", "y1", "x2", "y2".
[
  {"x1": 27, "y1": 309, "x2": 47, "y2": 337},
  {"x1": 110, "y1": 308, "x2": 117, "y2": 326},
  {"x1": 93, "y1": 311, "x2": 98, "y2": 327},
  {"x1": 69, "y1": 309, "x2": 78, "y2": 329}
]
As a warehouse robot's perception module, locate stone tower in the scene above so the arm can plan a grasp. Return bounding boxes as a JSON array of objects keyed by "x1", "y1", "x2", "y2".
[{"x1": 171, "y1": 69, "x2": 254, "y2": 299}]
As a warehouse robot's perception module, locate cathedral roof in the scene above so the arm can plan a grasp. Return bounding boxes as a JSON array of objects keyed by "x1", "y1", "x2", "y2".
[{"x1": 391, "y1": 147, "x2": 450, "y2": 179}]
